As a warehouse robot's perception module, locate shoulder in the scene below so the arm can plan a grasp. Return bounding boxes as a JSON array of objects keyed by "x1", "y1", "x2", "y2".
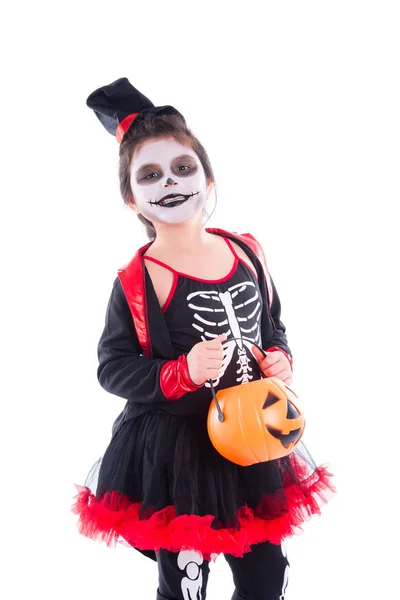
[
  {"x1": 228, "y1": 238, "x2": 257, "y2": 272},
  {"x1": 231, "y1": 231, "x2": 269, "y2": 274},
  {"x1": 223, "y1": 230, "x2": 274, "y2": 306},
  {"x1": 107, "y1": 276, "x2": 131, "y2": 315},
  {"x1": 209, "y1": 228, "x2": 266, "y2": 261},
  {"x1": 234, "y1": 231, "x2": 266, "y2": 259}
]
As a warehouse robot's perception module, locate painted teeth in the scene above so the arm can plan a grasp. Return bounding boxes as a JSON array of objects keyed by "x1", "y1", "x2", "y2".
[{"x1": 161, "y1": 196, "x2": 186, "y2": 205}]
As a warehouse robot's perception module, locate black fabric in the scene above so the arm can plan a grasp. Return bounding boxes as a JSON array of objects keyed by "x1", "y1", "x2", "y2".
[
  {"x1": 155, "y1": 255, "x2": 265, "y2": 396},
  {"x1": 89, "y1": 253, "x2": 315, "y2": 526},
  {"x1": 75, "y1": 231, "x2": 328, "y2": 561},
  {"x1": 90, "y1": 410, "x2": 317, "y2": 527},
  {"x1": 86, "y1": 76, "x2": 184, "y2": 138},
  {"x1": 156, "y1": 541, "x2": 290, "y2": 600},
  {"x1": 95, "y1": 231, "x2": 292, "y2": 438},
  {"x1": 82, "y1": 237, "x2": 318, "y2": 547},
  {"x1": 224, "y1": 541, "x2": 290, "y2": 600},
  {"x1": 157, "y1": 548, "x2": 210, "y2": 599}
]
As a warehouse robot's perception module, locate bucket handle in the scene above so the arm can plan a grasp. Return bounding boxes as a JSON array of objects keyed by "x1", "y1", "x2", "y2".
[{"x1": 207, "y1": 338, "x2": 268, "y2": 422}]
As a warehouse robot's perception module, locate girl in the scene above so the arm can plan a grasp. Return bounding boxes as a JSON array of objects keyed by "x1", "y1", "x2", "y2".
[{"x1": 72, "y1": 77, "x2": 336, "y2": 600}]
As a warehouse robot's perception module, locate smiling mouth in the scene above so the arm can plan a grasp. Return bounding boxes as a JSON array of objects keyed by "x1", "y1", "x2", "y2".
[{"x1": 149, "y1": 191, "x2": 200, "y2": 207}]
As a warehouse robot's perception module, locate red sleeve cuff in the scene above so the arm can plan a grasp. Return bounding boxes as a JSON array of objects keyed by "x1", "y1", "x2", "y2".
[
  {"x1": 160, "y1": 354, "x2": 204, "y2": 401},
  {"x1": 265, "y1": 346, "x2": 293, "y2": 371}
]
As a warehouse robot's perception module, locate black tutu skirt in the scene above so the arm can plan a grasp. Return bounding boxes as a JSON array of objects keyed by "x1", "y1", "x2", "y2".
[{"x1": 72, "y1": 411, "x2": 336, "y2": 560}]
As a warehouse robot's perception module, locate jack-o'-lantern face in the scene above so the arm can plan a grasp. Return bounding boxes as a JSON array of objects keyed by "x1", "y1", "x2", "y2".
[{"x1": 207, "y1": 377, "x2": 305, "y2": 466}]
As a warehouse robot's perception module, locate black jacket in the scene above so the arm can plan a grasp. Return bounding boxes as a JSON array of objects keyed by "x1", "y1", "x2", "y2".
[{"x1": 96, "y1": 227, "x2": 293, "y2": 436}]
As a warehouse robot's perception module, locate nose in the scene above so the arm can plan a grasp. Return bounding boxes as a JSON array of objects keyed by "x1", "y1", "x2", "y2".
[{"x1": 163, "y1": 177, "x2": 177, "y2": 187}]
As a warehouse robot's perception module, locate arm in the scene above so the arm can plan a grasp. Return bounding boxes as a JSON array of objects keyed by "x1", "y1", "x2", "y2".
[
  {"x1": 97, "y1": 277, "x2": 203, "y2": 403},
  {"x1": 237, "y1": 231, "x2": 293, "y2": 370},
  {"x1": 265, "y1": 275, "x2": 293, "y2": 371}
]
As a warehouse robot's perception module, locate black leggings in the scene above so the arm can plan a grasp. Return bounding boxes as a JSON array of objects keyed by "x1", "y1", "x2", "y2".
[{"x1": 156, "y1": 541, "x2": 290, "y2": 600}]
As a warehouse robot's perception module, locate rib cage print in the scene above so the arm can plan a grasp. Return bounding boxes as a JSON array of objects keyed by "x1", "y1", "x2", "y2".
[{"x1": 187, "y1": 279, "x2": 263, "y2": 388}]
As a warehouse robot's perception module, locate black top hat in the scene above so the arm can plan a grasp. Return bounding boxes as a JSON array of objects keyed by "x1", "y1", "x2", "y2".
[{"x1": 86, "y1": 77, "x2": 185, "y2": 143}]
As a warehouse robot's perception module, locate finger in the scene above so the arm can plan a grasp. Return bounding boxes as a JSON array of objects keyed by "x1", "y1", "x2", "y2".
[
  {"x1": 257, "y1": 351, "x2": 275, "y2": 367},
  {"x1": 252, "y1": 346, "x2": 268, "y2": 359},
  {"x1": 275, "y1": 374, "x2": 292, "y2": 386},
  {"x1": 208, "y1": 369, "x2": 221, "y2": 380},
  {"x1": 204, "y1": 346, "x2": 224, "y2": 357},
  {"x1": 206, "y1": 359, "x2": 223, "y2": 370},
  {"x1": 206, "y1": 351, "x2": 224, "y2": 363},
  {"x1": 263, "y1": 352, "x2": 281, "y2": 367},
  {"x1": 255, "y1": 348, "x2": 284, "y2": 368},
  {"x1": 252, "y1": 349, "x2": 269, "y2": 366},
  {"x1": 208, "y1": 335, "x2": 226, "y2": 346},
  {"x1": 265, "y1": 365, "x2": 289, "y2": 379}
]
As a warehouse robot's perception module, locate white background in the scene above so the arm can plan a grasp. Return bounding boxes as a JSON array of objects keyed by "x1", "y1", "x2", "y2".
[{"x1": 2, "y1": 1, "x2": 399, "y2": 598}]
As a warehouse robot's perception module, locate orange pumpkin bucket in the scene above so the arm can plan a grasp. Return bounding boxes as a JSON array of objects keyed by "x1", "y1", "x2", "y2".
[{"x1": 207, "y1": 340, "x2": 305, "y2": 466}]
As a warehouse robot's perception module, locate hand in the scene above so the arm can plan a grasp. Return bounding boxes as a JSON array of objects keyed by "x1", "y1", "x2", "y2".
[
  {"x1": 252, "y1": 346, "x2": 293, "y2": 386},
  {"x1": 186, "y1": 333, "x2": 227, "y2": 386}
]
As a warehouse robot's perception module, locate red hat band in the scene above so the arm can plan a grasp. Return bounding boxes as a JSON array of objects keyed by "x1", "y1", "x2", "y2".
[{"x1": 116, "y1": 113, "x2": 140, "y2": 144}]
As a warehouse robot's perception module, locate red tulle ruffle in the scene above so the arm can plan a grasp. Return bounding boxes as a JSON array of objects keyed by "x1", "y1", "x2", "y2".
[{"x1": 71, "y1": 463, "x2": 336, "y2": 559}]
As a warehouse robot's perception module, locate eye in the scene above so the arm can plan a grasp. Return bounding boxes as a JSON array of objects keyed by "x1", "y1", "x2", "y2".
[
  {"x1": 142, "y1": 172, "x2": 158, "y2": 180},
  {"x1": 286, "y1": 400, "x2": 301, "y2": 419},
  {"x1": 177, "y1": 165, "x2": 190, "y2": 172},
  {"x1": 262, "y1": 392, "x2": 280, "y2": 409}
]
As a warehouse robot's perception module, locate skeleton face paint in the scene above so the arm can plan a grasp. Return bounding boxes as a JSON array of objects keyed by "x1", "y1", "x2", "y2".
[{"x1": 130, "y1": 138, "x2": 208, "y2": 224}]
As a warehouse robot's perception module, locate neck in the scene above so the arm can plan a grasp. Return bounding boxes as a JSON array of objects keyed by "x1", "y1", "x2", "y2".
[{"x1": 151, "y1": 215, "x2": 214, "y2": 254}]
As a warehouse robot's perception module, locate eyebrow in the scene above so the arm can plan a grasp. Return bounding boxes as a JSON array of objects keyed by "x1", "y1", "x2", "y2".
[{"x1": 136, "y1": 154, "x2": 196, "y2": 174}]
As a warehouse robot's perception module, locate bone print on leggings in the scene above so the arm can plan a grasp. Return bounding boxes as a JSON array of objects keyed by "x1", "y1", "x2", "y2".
[{"x1": 177, "y1": 550, "x2": 204, "y2": 600}]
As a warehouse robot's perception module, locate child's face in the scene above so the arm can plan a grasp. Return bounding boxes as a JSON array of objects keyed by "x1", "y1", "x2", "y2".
[{"x1": 129, "y1": 137, "x2": 210, "y2": 224}]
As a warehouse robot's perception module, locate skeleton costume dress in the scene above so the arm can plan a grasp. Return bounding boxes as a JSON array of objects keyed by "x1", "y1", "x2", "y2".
[{"x1": 72, "y1": 228, "x2": 336, "y2": 562}]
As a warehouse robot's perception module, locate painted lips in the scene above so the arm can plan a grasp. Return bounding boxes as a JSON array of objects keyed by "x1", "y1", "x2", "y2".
[
  {"x1": 152, "y1": 191, "x2": 200, "y2": 208},
  {"x1": 157, "y1": 195, "x2": 188, "y2": 207}
]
